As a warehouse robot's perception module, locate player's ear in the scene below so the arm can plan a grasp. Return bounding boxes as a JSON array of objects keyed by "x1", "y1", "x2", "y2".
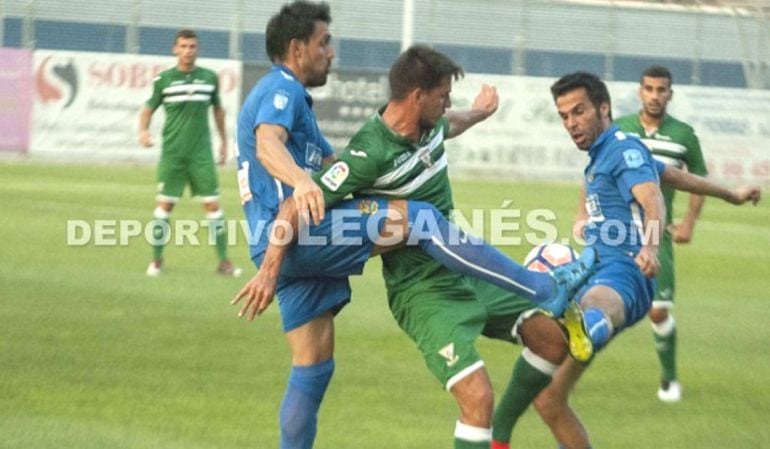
[
  {"x1": 411, "y1": 87, "x2": 425, "y2": 104},
  {"x1": 599, "y1": 102, "x2": 610, "y2": 119}
]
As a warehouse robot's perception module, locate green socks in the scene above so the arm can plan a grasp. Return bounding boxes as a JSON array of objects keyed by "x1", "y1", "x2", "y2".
[
  {"x1": 652, "y1": 315, "x2": 677, "y2": 381},
  {"x1": 492, "y1": 348, "x2": 557, "y2": 444}
]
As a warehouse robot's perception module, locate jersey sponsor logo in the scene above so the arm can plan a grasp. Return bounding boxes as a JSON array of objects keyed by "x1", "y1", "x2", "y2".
[
  {"x1": 585, "y1": 193, "x2": 605, "y2": 223},
  {"x1": 320, "y1": 161, "x2": 349, "y2": 192},
  {"x1": 349, "y1": 149, "x2": 367, "y2": 158},
  {"x1": 237, "y1": 161, "x2": 253, "y2": 204},
  {"x1": 623, "y1": 149, "x2": 645, "y2": 168},
  {"x1": 305, "y1": 143, "x2": 323, "y2": 171},
  {"x1": 438, "y1": 343, "x2": 460, "y2": 367},
  {"x1": 393, "y1": 151, "x2": 411, "y2": 167},
  {"x1": 273, "y1": 90, "x2": 289, "y2": 110}
]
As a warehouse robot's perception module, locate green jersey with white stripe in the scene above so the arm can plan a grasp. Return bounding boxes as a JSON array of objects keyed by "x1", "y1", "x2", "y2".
[
  {"x1": 315, "y1": 110, "x2": 455, "y2": 295},
  {"x1": 146, "y1": 66, "x2": 220, "y2": 155},
  {"x1": 614, "y1": 113, "x2": 708, "y2": 224}
]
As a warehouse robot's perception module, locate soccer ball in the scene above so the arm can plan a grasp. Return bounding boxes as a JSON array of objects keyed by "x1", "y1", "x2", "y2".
[{"x1": 524, "y1": 243, "x2": 579, "y2": 273}]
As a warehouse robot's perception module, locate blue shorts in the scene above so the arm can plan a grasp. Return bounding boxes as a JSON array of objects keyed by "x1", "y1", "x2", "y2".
[
  {"x1": 575, "y1": 256, "x2": 655, "y2": 330},
  {"x1": 252, "y1": 198, "x2": 390, "y2": 332}
]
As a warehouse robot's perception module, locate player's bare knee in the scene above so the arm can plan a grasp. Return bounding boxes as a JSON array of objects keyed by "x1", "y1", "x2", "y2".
[
  {"x1": 648, "y1": 307, "x2": 669, "y2": 323},
  {"x1": 202, "y1": 201, "x2": 221, "y2": 213},
  {"x1": 451, "y1": 368, "x2": 494, "y2": 426},
  {"x1": 156, "y1": 201, "x2": 174, "y2": 213},
  {"x1": 518, "y1": 315, "x2": 568, "y2": 364}
]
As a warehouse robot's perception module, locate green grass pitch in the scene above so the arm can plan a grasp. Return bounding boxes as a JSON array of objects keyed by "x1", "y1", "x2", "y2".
[{"x1": 1, "y1": 161, "x2": 769, "y2": 448}]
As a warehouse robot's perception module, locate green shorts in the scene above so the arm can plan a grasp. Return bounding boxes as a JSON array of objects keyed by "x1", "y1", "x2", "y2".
[
  {"x1": 472, "y1": 277, "x2": 539, "y2": 344},
  {"x1": 653, "y1": 232, "x2": 675, "y2": 308},
  {"x1": 388, "y1": 267, "x2": 535, "y2": 390},
  {"x1": 156, "y1": 145, "x2": 219, "y2": 203}
]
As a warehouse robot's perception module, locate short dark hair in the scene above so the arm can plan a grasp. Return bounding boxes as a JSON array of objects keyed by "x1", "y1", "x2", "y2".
[
  {"x1": 388, "y1": 45, "x2": 464, "y2": 101},
  {"x1": 641, "y1": 65, "x2": 673, "y2": 85},
  {"x1": 266, "y1": 1, "x2": 331, "y2": 62},
  {"x1": 175, "y1": 29, "x2": 197, "y2": 43},
  {"x1": 550, "y1": 71, "x2": 611, "y2": 113}
]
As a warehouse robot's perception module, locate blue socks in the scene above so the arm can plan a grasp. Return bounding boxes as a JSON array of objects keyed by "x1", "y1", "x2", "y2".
[
  {"x1": 406, "y1": 201, "x2": 555, "y2": 302},
  {"x1": 279, "y1": 359, "x2": 335, "y2": 449},
  {"x1": 583, "y1": 308, "x2": 612, "y2": 351}
]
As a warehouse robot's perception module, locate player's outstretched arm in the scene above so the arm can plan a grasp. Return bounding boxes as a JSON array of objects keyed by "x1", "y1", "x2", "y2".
[
  {"x1": 232, "y1": 197, "x2": 299, "y2": 320},
  {"x1": 661, "y1": 166, "x2": 762, "y2": 205},
  {"x1": 256, "y1": 124, "x2": 325, "y2": 225},
  {"x1": 445, "y1": 84, "x2": 499, "y2": 138},
  {"x1": 631, "y1": 181, "x2": 666, "y2": 278}
]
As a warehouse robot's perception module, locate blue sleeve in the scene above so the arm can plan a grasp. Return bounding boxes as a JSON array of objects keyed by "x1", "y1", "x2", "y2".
[
  {"x1": 253, "y1": 81, "x2": 302, "y2": 133},
  {"x1": 654, "y1": 159, "x2": 667, "y2": 177},
  {"x1": 611, "y1": 143, "x2": 659, "y2": 203},
  {"x1": 320, "y1": 135, "x2": 334, "y2": 158}
]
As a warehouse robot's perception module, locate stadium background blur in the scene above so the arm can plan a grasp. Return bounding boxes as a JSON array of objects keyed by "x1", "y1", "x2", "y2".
[{"x1": 1, "y1": 1, "x2": 769, "y2": 448}]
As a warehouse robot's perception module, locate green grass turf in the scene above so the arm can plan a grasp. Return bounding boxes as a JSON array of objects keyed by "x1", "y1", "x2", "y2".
[{"x1": 1, "y1": 161, "x2": 768, "y2": 448}]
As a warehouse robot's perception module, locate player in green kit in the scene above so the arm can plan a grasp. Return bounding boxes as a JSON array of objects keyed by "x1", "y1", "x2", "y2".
[
  {"x1": 138, "y1": 29, "x2": 240, "y2": 278},
  {"x1": 614, "y1": 65, "x2": 707, "y2": 402}
]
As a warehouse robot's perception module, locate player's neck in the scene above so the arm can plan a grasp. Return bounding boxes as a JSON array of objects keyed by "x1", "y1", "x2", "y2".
[
  {"x1": 639, "y1": 110, "x2": 663, "y2": 134},
  {"x1": 177, "y1": 62, "x2": 196, "y2": 73},
  {"x1": 381, "y1": 101, "x2": 421, "y2": 142}
]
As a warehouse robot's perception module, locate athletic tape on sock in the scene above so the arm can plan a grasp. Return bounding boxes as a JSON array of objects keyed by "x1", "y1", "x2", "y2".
[
  {"x1": 153, "y1": 207, "x2": 170, "y2": 220},
  {"x1": 521, "y1": 347, "x2": 559, "y2": 376},
  {"x1": 651, "y1": 315, "x2": 675, "y2": 337},
  {"x1": 455, "y1": 421, "x2": 492, "y2": 443}
]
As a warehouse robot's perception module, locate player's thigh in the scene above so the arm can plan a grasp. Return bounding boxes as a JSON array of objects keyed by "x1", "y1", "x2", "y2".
[
  {"x1": 576, "y1": 257, "x2": 654, "y2": 330},
  {"x1": 279, "y1": 198, "x2": 390, "y2": 278},
  {"x1": 285, "y1": 311, "x2": 335, "y2": 365},
  {"x1": 188, "y1": 150, "x2": 220, "y2": 201},
  {"x1": 276, "y1": 276, "x2": 351, "y2": 335},
  {"x1": 156, "y1": 151, "x2": 187, "y2": 202},
  {"x1": 390, "y1": 276, "x2": 488, "y2": 390},
  {"x1": 449, "y1": 366, "x2": 494, "y2": 425},
  {"x1": 472, "y1": 276, "x2": 534, "y2": 345}
]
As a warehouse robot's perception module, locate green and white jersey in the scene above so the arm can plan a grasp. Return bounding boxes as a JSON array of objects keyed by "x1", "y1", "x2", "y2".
[
  {"x1": 146, "y1": 66, "x2": 220, "y2": 154},
  {"x1": 615, "y1": 113, "x2": 708, "y2": 224},
  {"x1": 314, "y1": 109, "x2": 455, "y2": 295}
]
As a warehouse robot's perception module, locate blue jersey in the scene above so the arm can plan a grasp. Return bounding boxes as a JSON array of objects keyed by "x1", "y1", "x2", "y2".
[
  {"x1": 583, "y1": 125, "x2": 659, "y2": 261},
  {"x1": 235, "y1": 65, "x2": 334, "y2": 260}
]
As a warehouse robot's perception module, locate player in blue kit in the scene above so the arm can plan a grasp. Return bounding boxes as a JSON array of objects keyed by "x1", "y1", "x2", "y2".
[{"x1": 234, "y1": 5, "x2": 595, "y2": 449}]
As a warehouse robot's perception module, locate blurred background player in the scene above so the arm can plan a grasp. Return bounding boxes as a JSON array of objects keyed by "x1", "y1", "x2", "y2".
[
  {"x1": 615, "y1": 65, "x2": 708, "y2": 402},
  {"x1": 138, "y1": 29, "x2": 240, "y2": 278}
]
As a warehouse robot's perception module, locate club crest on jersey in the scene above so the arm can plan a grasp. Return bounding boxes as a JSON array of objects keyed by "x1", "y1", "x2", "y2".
[
  {"x1": 273, "y1": 90, "x2": 289, "y2": 110},
  {"x1": 357, "y1": 199, "x2": 379, "y2": 215},
  {"x1": 320, "y1": 161, "x2": 349, "y2": 192},
  {"x1": 438, "y1": 343, "x2": 460, "y2": 367},
  {"x1": 418, "y1": 147, "x2": 433, "y2": 168}
]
